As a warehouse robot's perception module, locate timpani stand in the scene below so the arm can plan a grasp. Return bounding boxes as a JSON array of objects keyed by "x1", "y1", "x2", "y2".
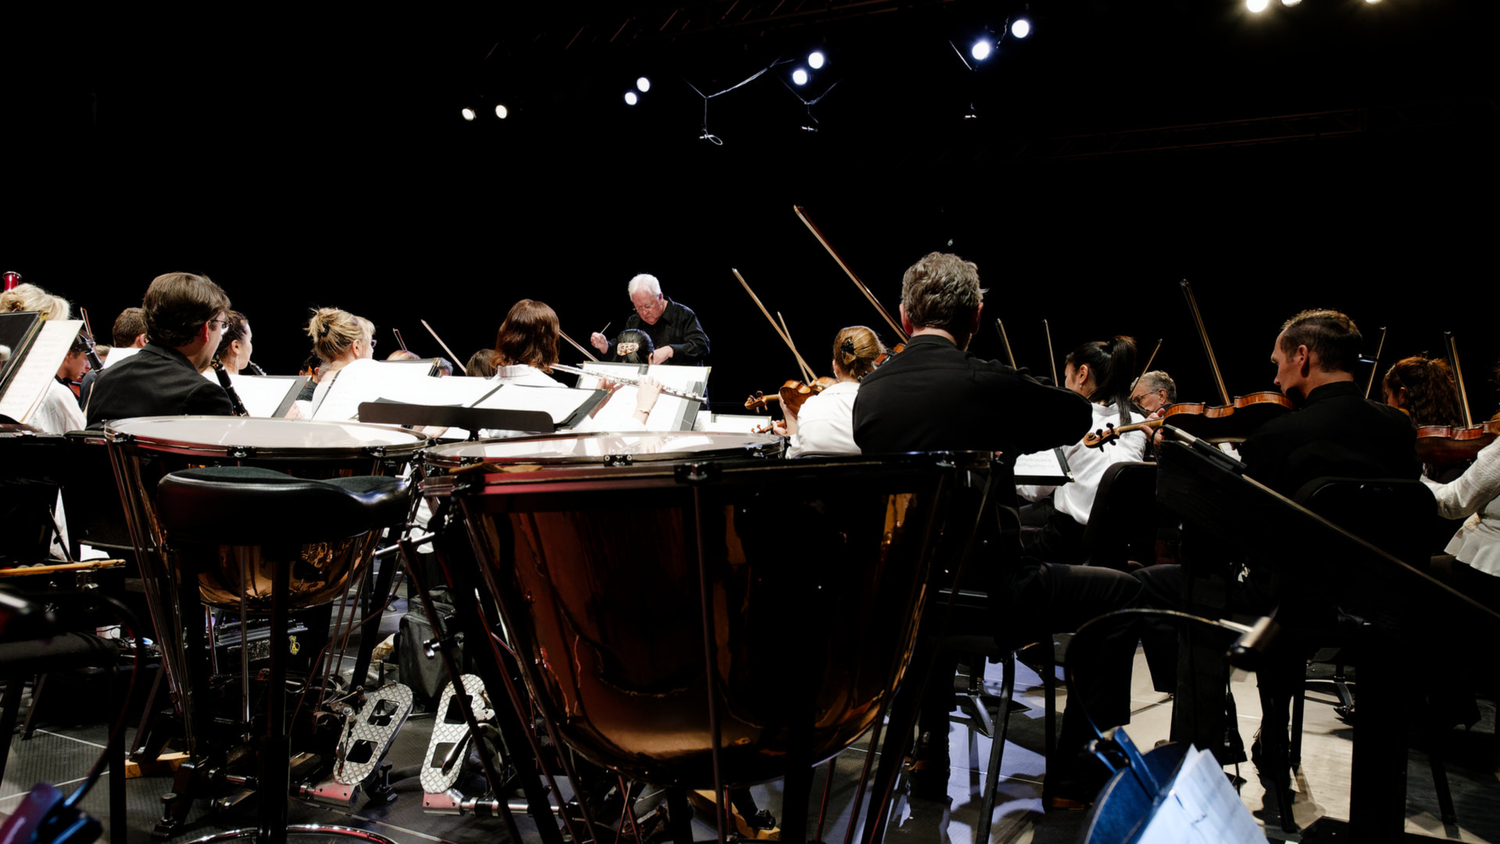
[
  {"x1": 417, "y1": 432, "x2": 972, "y2": 844},
  {"x1": 104, "y1": 417, "x2": 426, "y2": 840}
]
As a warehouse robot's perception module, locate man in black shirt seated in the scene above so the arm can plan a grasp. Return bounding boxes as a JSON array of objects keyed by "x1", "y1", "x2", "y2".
[
  {"x1": 852, "y1": 252, "x2": 1143, "y2": 808},
  {"x1": 87, "y1": 272, "x2": 234, "y2": 427},
  {"x1": 590, "y1": 273, "x2": 709, "y2": 366}
]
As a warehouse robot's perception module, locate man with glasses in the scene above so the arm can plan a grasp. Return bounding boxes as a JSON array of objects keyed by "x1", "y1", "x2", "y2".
[
  {"x1": 87, "y1": 272, "x2": 235, "y2": 426},
  {"x1": 589, "y1": 273, "x2": 709, "y2": 366}
]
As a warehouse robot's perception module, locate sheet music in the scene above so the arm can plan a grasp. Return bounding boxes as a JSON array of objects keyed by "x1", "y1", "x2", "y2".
[
  {"x1": 219, "y1": 373, "x2": 310, "y2": 418},
  {"x1": 1013, "y1": 447, "x2": 1072, "y2": 485},
  {"x1": 1134, "y1": 745, "x2": 1262, "y2": 844},
  {"x1": 474, "y1": 384, "x2": 598, "y2": 424},
  {"x1": 0, "y1": 320, "x2": 82, "y2": 423},
  {"x1": 100, "y1": 346, "x2": 141, "y2": 368},
  {"x1": 309, "y1": 359, "x2": 448, "y2": 422},
  {"x1": 571, "y1": 362, "x2": 703, "y2": 431},
  {"x1": 695, "y1": 411, "x2": 771, "y2": 433}
]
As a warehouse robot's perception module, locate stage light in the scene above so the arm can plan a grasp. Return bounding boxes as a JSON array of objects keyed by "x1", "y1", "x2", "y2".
[
  {"x1": 1281, "y1": 0, "x2": 1302, "y2": 5},
  {"x1": 808, "y1": 51, "x2": 826, "y2": 69},
  {"x1": 792, "y1": 68, "x2": 809, "y2": 86},
  {"x1": 1246, "y1": 0, "x2": 1269, "y2": 11},
  {"x1": 495, "y1": 104, "x2": 508, "y2": 119},
  {"x1": 1364, "y1": 0, "x2": 1379, "y2": 4},
  {"x1": 636, "y1": 76, "x2": 651, "y2": 93},
  {"x1": 461, "y1": 108, "x2": 475, "y2": 121},
  {"x1": 971, "y1": 39, "x2": 992, "y2": 62},
  {"x1": 1011, "y1": 19, "x2": 1031, "y2": 39},
  {"x1": 625, "y1": 91, "x2": 639, "y2": 106}
]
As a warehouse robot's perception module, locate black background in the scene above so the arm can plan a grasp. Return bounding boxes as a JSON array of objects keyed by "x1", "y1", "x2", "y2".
[{"x1": 5, "y1": 1, "x2": 1497, "y2": 417}]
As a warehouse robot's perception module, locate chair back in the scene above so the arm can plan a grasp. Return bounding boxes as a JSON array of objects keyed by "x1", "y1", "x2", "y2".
[{"x1": 1081, "y1": 461, "x2": 1157, "y2": 570}]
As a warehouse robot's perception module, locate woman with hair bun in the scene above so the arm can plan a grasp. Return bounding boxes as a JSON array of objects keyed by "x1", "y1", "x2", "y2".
[
  {"x1": 778, "y1": 326, "x2": 884, "y2": 459},
  {"x1": 1017, "y1": 335, "x2": 1146, "y2": 564},
  {"x1": 298, "y1": 308, "x2": 376, "y2": 400}
]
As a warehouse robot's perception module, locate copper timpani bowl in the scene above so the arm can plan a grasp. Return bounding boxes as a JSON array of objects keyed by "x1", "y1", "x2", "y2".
[{"x1": 422, "y1": 431, "x2": 971, "y2": 788}]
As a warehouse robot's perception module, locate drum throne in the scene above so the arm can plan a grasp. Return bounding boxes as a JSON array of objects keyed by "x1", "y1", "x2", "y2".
[{"x1": 153, "y1": 466, "x2": 411, "y2": 844}]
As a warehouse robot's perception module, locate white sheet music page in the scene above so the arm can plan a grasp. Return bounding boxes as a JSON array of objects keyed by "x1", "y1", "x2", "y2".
[
  {"x1": 100, "y1": 346, "x2": 141, "y2": 368},
  {"x1": 0, "y1": 319, "x2": 82, "y2": 423},
  {"x1": 473, "y1": 384, "x2": 597, "y2": 424},
  {"x1": 309, "y1": 359, "x2": 447, "y2": 422},
  {"x1": 198, "y1": 371, "x2": 306, "y2": 418},
  {"x1": 1134, "y1": 745, "x2": 1261, "y2": 844}
]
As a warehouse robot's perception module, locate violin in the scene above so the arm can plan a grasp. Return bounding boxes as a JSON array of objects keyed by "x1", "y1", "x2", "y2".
[
  {"x1": 1085, "y1": 391, "x2": 1294, "y2": 449},
  {"x1": 745, "y1": 377, "x2": 839, "y2": 418},
  {"x1": 1415, "y1": 419, "x2": 1500, "y2": 465}
]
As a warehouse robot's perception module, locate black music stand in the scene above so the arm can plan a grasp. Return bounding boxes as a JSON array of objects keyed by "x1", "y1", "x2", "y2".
[
  {"x1": 356, "y1": 401, "x2": 555, "y2": 437},
  {"x1": 1156, "y1": 432, "x2": 1500, "y2": 843}
]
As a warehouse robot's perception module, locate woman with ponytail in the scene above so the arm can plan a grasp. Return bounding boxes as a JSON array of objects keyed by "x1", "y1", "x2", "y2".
[
  {"x1": 778, "y1": 326, "x2": 884, "y2": 458},
  {"x1": 1017, "y1": 335, "x2": 1147, "y2": 563}
]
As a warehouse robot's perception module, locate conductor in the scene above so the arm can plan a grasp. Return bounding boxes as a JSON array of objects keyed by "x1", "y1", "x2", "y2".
[{"x1": 590, "y1": 274, "x2": 709, "y2": 366}]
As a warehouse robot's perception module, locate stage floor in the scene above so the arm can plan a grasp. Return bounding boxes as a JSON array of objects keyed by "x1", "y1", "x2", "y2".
[{"x1": 3, "y1": 611, "x2": 1497, "y2": 844}]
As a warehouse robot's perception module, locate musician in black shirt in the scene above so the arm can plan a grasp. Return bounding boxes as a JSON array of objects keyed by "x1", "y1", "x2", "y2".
[
  {"x1": 86, "y1": 273, "x2": 234, "y2": 427},
  {"x1": 852, "y1": 252, "x2": 1142, "y2": 808},
  {"x1": 590, "y1": 274, "x2": 709, "y2": 366}
]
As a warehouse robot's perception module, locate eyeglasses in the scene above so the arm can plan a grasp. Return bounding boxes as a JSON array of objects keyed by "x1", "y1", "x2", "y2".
[{"x1": 208, "y1": 318, "x2": 231, "y2": 331}]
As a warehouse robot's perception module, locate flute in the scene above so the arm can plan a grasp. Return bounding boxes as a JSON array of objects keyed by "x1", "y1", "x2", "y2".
[{"x1": 550, "y1": 363, "x2": 705, "y2": 403}]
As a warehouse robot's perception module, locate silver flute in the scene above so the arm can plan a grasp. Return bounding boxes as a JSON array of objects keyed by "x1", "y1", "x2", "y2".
[{"x1": 551, "y1": 363, "x2": 705, "y2": 403}]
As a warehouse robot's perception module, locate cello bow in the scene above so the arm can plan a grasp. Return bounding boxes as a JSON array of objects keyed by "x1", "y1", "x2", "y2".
[{"x1": 793, "y1": 205, "x2": 909, "y2": 343}]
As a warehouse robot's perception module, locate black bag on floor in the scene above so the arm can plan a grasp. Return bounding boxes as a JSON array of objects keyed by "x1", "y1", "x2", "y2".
[{"x1": 397, "y1": 596, "x2": 464, "y2": 711}]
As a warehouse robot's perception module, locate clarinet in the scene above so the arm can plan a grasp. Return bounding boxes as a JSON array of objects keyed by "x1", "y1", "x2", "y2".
[
  {"x1": 211, "y1": 359, "x2": 250, "y2": 416},
  {"x1": 245, "y1": 360, "x2": 267, "y2": 376}
]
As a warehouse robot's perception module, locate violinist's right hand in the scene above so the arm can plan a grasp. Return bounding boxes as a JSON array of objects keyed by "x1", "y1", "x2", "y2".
[{"x1": 590, "y1": 332, "x2": 609, "y2": 353}]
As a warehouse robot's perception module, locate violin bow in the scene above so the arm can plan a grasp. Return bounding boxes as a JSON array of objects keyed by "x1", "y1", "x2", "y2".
[
  {"x1": 776, "y1": 311, "x2": 817, "y2": 383},
  {"x1": 1363, "y1": 326, "x2": 1387, "y2": 400},
  {"x1": 560, "y1": 329, "x2": 601, "y2": 363},
  {"x1": 1443, "y1": 330, "x2": 1474, "y2": 427},
  {"x1": 793, "y1": 205, "x2": 910, "y2": 343},
  {"x1": 1180, "y1": 280, "x2": 1231, "y2": 406},
  {"x1": 1139, "y1": 338, "x2": 1163, "y2": 378},
  {"x1": 733, "y1": 268, "x2": 817, "y2": 381},
  {"x1": 420, "y1": 319, "x2": 464, "y2": 369},
  {"x1": 394, "y1": 328, "x2": 411, "y2": 353},
  {"x1": 77, "y1": 307, "x2": 104, "y2": 371},
  {"x1": 995, "y1": 319, "x2": 1017, "y2": 368},
  {"x1": 1043, "y1": 319, "x2": 1059, "y2": 385}
]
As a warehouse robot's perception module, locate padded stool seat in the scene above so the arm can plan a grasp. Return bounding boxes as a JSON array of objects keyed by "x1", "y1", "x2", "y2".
[{"x1": 158, "y1": 467, "x2": 411, "y2": 546}]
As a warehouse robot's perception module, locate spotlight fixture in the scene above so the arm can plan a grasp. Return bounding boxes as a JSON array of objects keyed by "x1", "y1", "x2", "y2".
[
  {"x1": 808, "y1": 50, "x2": 826, "y2": 70},
  {"x1": 625, "y1": 91, "x2": 639, "y2": 106},
  {"x1": 1011, "y1": 19, "x2": 1031, "y2": 39},
  {"x1": 636, "y1": 76, "x2": 651, "y2": 93},
  {"x1": 1281, "y1": 0, "x2": 1301, "y2": 5},
  {"x1": 1246, "y1": 0, "x2": 1269, "y2": 11},
  {"x1": 461, "y1": 107, "x2": 476, "y2": 121},
  {"x1": 495, "y1": 104, "x2": 509, "y2": 119},
  {"x1": 971, "y1": 39, "x2": 992, "y2": 62},
  {"x1": 792, "y1": 68, "x2": 809, "y2": 86}
]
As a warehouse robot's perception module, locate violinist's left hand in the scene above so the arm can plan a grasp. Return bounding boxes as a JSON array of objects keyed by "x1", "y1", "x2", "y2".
[{"x1": 650, "y1": 346, "x2": 674, "y2": 365}]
